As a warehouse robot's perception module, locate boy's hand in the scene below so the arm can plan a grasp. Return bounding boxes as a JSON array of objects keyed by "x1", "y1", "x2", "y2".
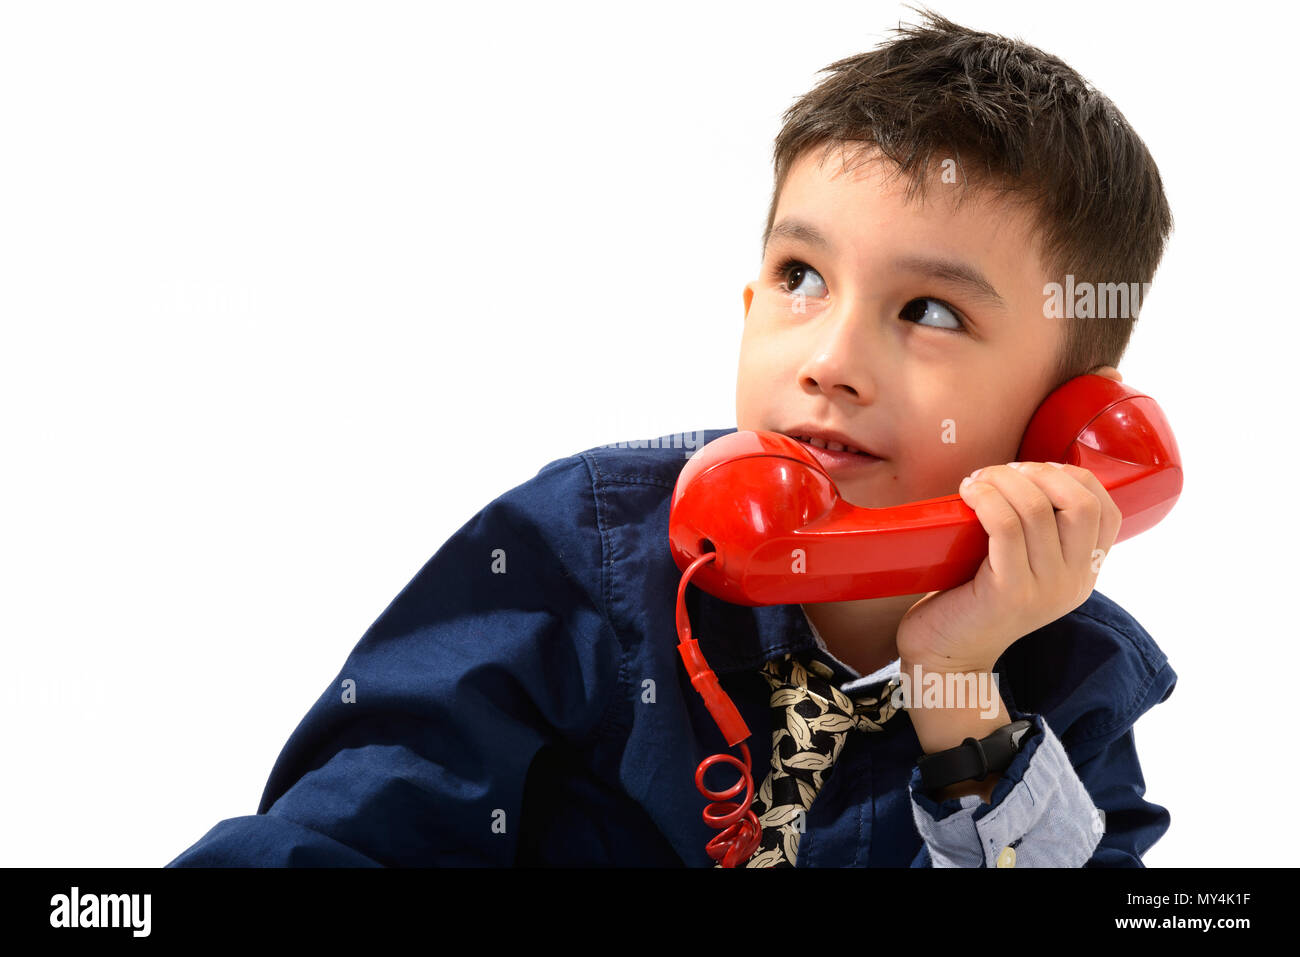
[{"x1": 895, "y1": 461, "x2": 1123, "y2": 675}]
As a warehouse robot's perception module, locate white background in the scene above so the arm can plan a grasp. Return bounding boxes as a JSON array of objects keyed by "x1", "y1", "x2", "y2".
[{"x1": 2, "y1": 0, "x2": 1295, "y2": 868}]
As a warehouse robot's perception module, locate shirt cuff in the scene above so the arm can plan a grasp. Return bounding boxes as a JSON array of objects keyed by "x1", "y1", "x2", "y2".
[{"x1": 908, "y1": 710, "x2": 1105, "y2": 867}]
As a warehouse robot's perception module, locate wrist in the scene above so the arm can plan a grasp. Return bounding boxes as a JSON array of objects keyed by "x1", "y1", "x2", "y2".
[
  {"x1": 909, "y1": 697, "x2": 1011, "y2": 754},
  {"x1": 915, "y1": 717, "x2": 1037, "y2": 806},
  {"x1": 899, "y1": 660, "x2": 1011, "y2": 755}
]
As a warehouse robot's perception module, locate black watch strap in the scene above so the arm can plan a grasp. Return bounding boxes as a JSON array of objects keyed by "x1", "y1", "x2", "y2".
[{"x1": 916, "y1": 718, "x2": 1037, "y2": 793}]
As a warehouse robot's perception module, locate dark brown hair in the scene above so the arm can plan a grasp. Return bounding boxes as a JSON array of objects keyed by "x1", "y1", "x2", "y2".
[{"x1": 762, "y1": 5, "x2": 1173, "y2": 389}]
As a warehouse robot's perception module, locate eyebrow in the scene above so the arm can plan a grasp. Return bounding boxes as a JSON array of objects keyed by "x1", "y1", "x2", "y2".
[
  {"x1": 765, "y1": 217, "x2": 1007, "y2": 310},
  {"x1": 765, "y1": 218, "x2": 833, "y2": 252}
]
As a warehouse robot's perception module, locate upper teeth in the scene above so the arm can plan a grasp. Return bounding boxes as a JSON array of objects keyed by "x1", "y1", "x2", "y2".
[{"x1": 798, "y1": 435, "x2": 864, "y2": 455}]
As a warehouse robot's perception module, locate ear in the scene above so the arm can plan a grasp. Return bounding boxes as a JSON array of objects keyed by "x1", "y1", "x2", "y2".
[
  {"x1": 743, "y1": 282, "x2": 755, "y2": 320},
  {"x1": 1088, "y1": 365, "x2": 1123, "y2": 383}
]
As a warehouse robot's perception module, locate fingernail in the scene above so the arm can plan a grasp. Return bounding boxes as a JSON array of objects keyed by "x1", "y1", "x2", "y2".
[
  {"x1": 960, "y1": 476, "x2": 974, "y2": 489},
  {"x1": 970, "y1": 468, "x2": 983, "y2": 479},
  {"x1": 1048, "y1": 462, "x2": 1065, "y2": 469},
  {"x1": 1008, "y1": 462, "x2": 1023, "y2": 470}
]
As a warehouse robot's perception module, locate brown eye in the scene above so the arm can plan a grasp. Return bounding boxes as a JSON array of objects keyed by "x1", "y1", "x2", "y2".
[
  {"x1": 774, "y1": 258, "x2": 826, "y2": 298},
  {"x1": 900, "y1": 297, "x2": 963, "y2": 331}
]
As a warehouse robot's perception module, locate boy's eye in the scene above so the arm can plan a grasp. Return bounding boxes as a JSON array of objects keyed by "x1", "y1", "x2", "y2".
[
  {"x1": 772, "y1": 257, "x2": 827, "y2": 298},
  {"x1": 899, "y1": 297, "x2": 963, "y2": 331}
]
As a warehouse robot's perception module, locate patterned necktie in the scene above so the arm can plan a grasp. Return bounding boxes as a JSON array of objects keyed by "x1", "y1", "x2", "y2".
[{"x1": 724, "y1": 652, "x2": 903, "y2": 868}]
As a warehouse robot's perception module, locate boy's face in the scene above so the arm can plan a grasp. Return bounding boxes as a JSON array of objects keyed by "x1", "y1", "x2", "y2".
[{"x1": 735, "y1": 144, "x2": 1117, "y2": 509}]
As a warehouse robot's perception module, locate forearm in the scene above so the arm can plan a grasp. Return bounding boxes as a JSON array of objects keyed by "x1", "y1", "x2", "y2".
[{"x1": 901, "y1": 658, "x2": 1010, "y2": 804}]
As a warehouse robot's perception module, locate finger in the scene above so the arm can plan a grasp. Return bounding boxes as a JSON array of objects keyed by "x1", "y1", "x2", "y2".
[
  {"x1": 1051, "y1": 462, "x2": 1124, "y2": 560},
  {"x1": 962, "y1": 463, "x2": 1063, "y2": 583},
  {"x1": 1006, "y1": 462, "x2": 1103, "y2": 590},
  {"x1": 958, "y1": 470, "x2": 1030, "y2": 587}
]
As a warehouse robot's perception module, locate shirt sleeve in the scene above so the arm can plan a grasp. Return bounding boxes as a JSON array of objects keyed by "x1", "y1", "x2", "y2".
[
  {"x1": 907, "y1": 708, "x2": 1105, "y2": 867},
  {"x1": 165, "y1": 453, "x2": 622, "y2": 867}
]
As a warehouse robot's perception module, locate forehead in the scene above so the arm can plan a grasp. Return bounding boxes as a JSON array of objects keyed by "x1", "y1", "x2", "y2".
[{"x1": 772, "y1": 145, "x2": 1048, "y2": 277}]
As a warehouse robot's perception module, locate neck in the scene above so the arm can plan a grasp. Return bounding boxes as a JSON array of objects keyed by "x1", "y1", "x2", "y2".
[{"x1": 800, "y1": 592, "x2": 928, "y2": 678}]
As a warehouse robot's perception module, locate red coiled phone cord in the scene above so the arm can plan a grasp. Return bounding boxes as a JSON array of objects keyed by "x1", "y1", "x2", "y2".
[{"x1": 674, "y1": 551, "x2": 761, "y2": 868}]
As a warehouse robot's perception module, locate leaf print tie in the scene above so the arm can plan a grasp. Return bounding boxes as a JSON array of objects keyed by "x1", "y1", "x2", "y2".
[{"x1": 724, "y1": 652, "x2": 903, "y2": 868}]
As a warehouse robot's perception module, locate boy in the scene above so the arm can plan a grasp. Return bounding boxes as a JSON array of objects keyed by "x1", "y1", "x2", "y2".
[{"x1": 168, "y1": 9, "x2": 1176, "y2": 868}]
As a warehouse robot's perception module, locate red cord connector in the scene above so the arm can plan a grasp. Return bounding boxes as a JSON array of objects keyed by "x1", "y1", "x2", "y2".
[{"x1": 675, "y1": 551, "x2": 761, "y2": 867}]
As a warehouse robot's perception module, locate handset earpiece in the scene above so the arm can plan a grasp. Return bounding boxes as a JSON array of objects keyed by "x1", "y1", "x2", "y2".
[{"x1": 1018, "y1": 377, "x2": 1183, "y2": 543}]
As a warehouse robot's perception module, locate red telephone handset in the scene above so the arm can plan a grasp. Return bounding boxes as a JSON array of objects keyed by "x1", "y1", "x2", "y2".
[
  {"x1": 667, "y1": 373, "x2": 1182, "y2": 867},
  {"x1": 668, "y1": 373, "x2": 1182, "y2": 606}
]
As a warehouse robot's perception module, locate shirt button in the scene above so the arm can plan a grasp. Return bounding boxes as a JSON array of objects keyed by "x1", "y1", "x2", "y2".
[{"x1": 996, "y1": 845, "x2": 1017, "y2": 868}]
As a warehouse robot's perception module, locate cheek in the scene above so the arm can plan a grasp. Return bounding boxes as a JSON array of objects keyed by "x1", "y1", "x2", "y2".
[
  {"x1": 733, "y1": 366, "x2": 760, "y2": 428},
  {"x1": 735, "y1": 345, "x2": 785, "y2": 412},
  {"x1": 905, "y1": 448, "x2": 965, "y2": 500},
  {"x1": 734, "y1": 384, "x2": 766, "y2": 431},
  {"x1": 898, "y1": 421, "x2": 1001, "y2": 498}
]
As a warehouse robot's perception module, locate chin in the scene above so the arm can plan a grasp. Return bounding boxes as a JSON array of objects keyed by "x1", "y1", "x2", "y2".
[
  {"x1": 837, "y1": 485, "x2": 880, "y2": 509},
  {"x1": 839, "y1": 482, "x2": 921, "y2": 511}
]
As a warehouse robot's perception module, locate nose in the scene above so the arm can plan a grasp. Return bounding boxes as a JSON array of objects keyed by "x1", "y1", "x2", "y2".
[{"x1": 795, "y1": 312, "x2": 877, "y2": 403}]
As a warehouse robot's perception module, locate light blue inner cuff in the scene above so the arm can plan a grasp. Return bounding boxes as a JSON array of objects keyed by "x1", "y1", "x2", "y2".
[
  {"x1": 967, "y1": 714, "x2": 1104, "y2": 866},
  {"x1": 910, "y1": 714, "x2": 1106, "y2": 867}
]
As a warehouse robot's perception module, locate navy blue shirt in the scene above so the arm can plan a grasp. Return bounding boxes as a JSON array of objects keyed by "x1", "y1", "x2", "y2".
[{"x1": 167, "y1": 429, "x2": 1178, "y2": 867}]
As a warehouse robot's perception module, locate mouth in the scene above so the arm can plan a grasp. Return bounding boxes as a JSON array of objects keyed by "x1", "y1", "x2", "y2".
[{"x1": 781, "y1": 431, "x2": 884, "y2": 469}]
